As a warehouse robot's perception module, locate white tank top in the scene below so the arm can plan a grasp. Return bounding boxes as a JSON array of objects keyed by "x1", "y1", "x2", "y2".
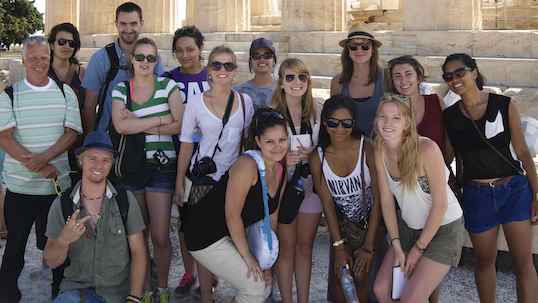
[
  {"x1": 318, "y1": 137, "x2": 373, "y2": 224},
  {"x1": 382, "y1": 158, "x2": 463, "y2": 230}
]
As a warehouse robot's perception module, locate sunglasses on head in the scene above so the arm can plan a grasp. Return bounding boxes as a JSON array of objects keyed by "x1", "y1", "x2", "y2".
[
  {"x1": 210, "y1": 61, "x2": 237, "y2": 72},
  {"x1": 326, "y1": 118, "x2": 354, "y2": 129},
  {"x1": 133, "y1": 53, "x2": 158, "y2": 63},
  {"x1": 347, "y1": 42, "x2": 371, "y2": 51},
  {"x1": 56, "y1": 38, "x2": 77, "y2": 48},
  {"x1": 442, "y1": 66, "x2": 472, "y2": 82},
  {"x1": 284, "y1": 74, "x2": 308, "y2": 83},
  {"x1": 252, "y1": 52, "x2": 273, "y2": 60}
]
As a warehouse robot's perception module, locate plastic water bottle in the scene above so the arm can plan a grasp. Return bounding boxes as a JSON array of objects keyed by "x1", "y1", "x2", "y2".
[{"x1": 340, "y1": 265, "x2": 359, "y2": 303}]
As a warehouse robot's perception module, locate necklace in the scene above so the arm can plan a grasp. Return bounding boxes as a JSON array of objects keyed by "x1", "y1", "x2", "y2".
[{"x1": 82, "y1": 192, "x2": 104, "y2": 201}]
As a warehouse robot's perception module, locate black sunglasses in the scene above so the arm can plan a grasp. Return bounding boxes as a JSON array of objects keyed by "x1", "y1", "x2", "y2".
[
  {"x1": 252, "y1": 52, "x2": 273, "y2": 60},
  {"x1": 284, "y1": 74, "x2": 308, "y2": 83},
  {"x1": 442, "y1": 67, "x2": 472, "y2": 82},
  {"x1": 347, "y1": 43, "x2": 371, "y2": 51},
  {"x1": 56, "y1": 38, "x2": 78, "y2": 48},
  {"x1": 326, "y1": 118, "x2": 354, "y2": 129},
  {"x1": 134, "y1": 53, "x2": 158, "y2": 63},
  {"x1": 210, "y1": 61, "x2": 237, "y2": 72}
]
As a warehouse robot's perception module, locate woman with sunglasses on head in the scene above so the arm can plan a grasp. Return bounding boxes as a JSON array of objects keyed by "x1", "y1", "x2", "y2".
[
  {"x1": 372, "y1": 95, "x2": 464, "y2": 303},
  {"x1": 270, "y1": 58, "x2": 322, "y2": 303},
  {"x1": 181, "y1": 109, "x2": 287, "y2": 303},
  {"x1": 161, "y1": 25, "x2": 210, "y2": 297},
  {"x1": 234, "y1": 38, "x2": 277, "y2": 111},
  {"x1": 310, "y1": 95, "x2": 381, "y2": 303},
  {"x1": 330, "y1": 29, "x2": 385, "y2": 137},
  {"x1": 442, "y1": 53, "x2": 538, "y2": 303},
  {"x1": 174, "y1": 45, "x2": 254, "y2": 302},
  {"x1": 111, "y1": 37, "x2": 184, "y2": 302}
]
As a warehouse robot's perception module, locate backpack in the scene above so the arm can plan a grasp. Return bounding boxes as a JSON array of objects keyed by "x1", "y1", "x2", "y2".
[
  {"x1": 60, "y1": 184, "x2": 129, "y2": 230},
  {"x1": 95, "y1": 42, "x2": 120, "y2": 123},
  {"x1": 4, "y1": 77, "x2": 65, "y2": 105}
]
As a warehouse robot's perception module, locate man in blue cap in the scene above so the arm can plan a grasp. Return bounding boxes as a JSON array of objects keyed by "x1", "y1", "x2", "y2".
[{"x1": 44, "y1": 131, "x2": 147, "y2": 303}]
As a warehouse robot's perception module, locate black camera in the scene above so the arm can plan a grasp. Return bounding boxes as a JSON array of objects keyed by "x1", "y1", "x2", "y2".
[
  {"x1": 191, "y1": 156, "x2": 217, "y2": 177},
  {"x1": 299, "y1": 162, "x2": 310, "y2": 178}
]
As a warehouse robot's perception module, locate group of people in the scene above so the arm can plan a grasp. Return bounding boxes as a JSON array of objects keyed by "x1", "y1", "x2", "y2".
[{"x1": 0, "y1": 1, "x2": 536, "y2": 303}]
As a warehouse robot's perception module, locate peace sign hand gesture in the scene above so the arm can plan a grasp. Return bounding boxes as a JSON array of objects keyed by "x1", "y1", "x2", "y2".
[{"x1": 58, "y1": 209, "x2": 91, "y2": 245}]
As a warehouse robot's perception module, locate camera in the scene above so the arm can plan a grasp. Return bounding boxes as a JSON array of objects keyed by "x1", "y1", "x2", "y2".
[
  {"x1": 191, "y1": 156, "x2": 217, "y2": 177},
  {"x1": 298, "y1": 162, "x2": 310, "y2": 178}
]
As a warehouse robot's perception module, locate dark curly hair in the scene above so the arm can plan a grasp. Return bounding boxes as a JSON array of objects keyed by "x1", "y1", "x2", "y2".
[
  {"x1": 246, "y1": 108, "x2": 288, "y2": 150},
  {"x1": 47, "y1": 22, "x2": 81, "y2": 64},
  {"x1": 442, "y1": 53, "x2": 486, "y2": 90}
]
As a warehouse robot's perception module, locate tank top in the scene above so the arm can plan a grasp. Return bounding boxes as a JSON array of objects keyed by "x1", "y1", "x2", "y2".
[
  {"x1": 417, "y1": 94, "x2": 445, "y2": 151},
  {"x1": 340, "y1": 70, "x2": 385, "y2": 137},
  {"x1": 444, "y1": 93, "x2": 522, "y2": 180},
  {"x1": 48, "y1": 64, "x2": 83, "y2": 108},
  {"x1": 382, "y1": 157, "x2": 463, "y2": 230},
  {"x1": 183, "y1": 166, "x2": 286, "y2": 251},
  {"x1": 317, "y1": 137, "x2": 373, "y2": 224}
]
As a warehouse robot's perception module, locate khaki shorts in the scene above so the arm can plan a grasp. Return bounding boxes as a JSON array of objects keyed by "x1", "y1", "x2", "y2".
[{"x1": 398, "y1": 216, "x2": 465, "y2": 267}]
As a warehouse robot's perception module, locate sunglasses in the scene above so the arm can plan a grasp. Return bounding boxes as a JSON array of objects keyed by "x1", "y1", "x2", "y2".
[
  {"x1": 442, "y1": 67, "x2": 472, "y2": 82},
  {"x1": 133, "y1": 53, "x2": 158, "y2": 63},
  {"x1": 284, "y1": 74, "x2": 308, "y2": 83},
  {"x1": 347, "y1": 43, "x2": 371, "y2": 51},
  {"x1": 252, "y1": 52, "x2": 273, "y2": 60},
  {"x1": 326, "y1": 118, "x2": 354, "y2": 129},
  {"x1": 56, "y1": 38, "x2": 78, "y2": 48},
  {"x1": 210, "y1": 61, "x2": 237, "y2": 71}
]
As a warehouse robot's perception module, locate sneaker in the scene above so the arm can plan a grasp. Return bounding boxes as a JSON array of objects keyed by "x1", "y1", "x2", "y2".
[
  {"x1": 141, "y1": 291, "x2": 153, "y2": 303},
  {"x1": 155, "y1": 288, "x2": 170, "y2": 303},
  {"x1": 174, "y1": 272, "x2": 195, "y2": 297}
]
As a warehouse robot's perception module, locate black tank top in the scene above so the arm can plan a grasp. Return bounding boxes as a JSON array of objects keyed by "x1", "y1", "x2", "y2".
[
  {"x1": 444, "y1": 93, "x2": 521, "y2": 180},
  {"x1": 183, "y1": 166, "x2": 285, "y2": 251}
]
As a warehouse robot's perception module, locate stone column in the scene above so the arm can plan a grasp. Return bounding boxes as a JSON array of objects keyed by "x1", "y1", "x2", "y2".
[
  {"x1": 281, "y1": 0, "x2": 346, "y2": 31},
  {"x1": 190, "y1": 0, "x2": 250, "y2": 32},
  {"x1": 45, "y1": 0, "x2": 79, "y2": 33},
  {"x1": 79, "y1": 0, "x2": 177, "y2": 35},
  {"x1": 403, "y1": 0, "x2": 482, "y2": 30}
]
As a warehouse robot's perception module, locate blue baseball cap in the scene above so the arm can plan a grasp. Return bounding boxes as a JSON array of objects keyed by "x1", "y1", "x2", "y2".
[
  {"x1": 76, "y1": 131, "x2": 115, "y2": 155},
  {"x1": 250, "y1": 37, "x2": 276, "y2": 57}
]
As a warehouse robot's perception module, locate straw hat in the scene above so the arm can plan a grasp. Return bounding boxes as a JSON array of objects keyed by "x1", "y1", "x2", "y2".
[{"x1": 338, "y1": 30, "x2": 382, "y2": 48}]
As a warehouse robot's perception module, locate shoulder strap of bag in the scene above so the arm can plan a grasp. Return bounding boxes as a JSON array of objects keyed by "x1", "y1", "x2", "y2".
[
  {"x1": 243, "y1": 150, "x2": 275, "y2": 251},
  {"x1": 96, "y1": 42, "x2": 120, "y2": 121},
  {"x1": 461, "y1": 101, "x2": 524, "y2": 175},
  {"x1": 4, "y1": 86, "x2": 13, "y2": 105},
  {"x1": 60, "y1": 188, "x2": 75, "y2": 223},
  {"x1": 208, "y1": 90, "x2": 235, "y2": 159},
  {"x1": 239, "y1": 93, "x2": 246, "y2": 155}
]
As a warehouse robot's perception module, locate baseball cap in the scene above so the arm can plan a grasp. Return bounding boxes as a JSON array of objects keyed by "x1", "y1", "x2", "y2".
[{"x1": 76, "y1": 131, "x2": 115, "y2": 155}]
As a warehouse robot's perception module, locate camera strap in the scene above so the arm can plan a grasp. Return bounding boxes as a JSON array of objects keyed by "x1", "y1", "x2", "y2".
[
  {"x1": 193, "y1": 90, "x2": 235, "y2": 163},
  {"x1": 285, "y1": 104, "x2": 313, "y2": 175}
]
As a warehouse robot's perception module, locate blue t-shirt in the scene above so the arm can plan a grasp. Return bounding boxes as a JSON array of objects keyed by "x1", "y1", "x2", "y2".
[
  {"x1": 161, "y1": 67, "x2": 210, "y2": 104},
  {"x1": 234, "y1": 80, "x2": 275, "y2": 111},
  {"x1": 82, "y1": 40, "x2": 164, "y2": 131}
]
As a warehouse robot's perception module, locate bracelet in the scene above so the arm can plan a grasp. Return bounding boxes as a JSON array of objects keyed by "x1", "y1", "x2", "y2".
[
  {"x1": 535, "y1": 192, "x2": 538, "y2": 201},
  {"x1": 126, "y1": 295, "x2": 141, "y2": 303},
  {"x1": 332, "y1": 239, "x2": 345, "y2": 247},
  {"x1": 359, "y1": 247, "x2": 374, "y2": 255},
  {"x1": 390, "y1": 237, "x2": 400, "y2": 245}
]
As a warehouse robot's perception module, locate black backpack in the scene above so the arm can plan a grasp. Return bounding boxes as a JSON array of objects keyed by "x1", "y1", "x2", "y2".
[{"x1": 60, "y1": 184, "x2": 129, "y2": 230}]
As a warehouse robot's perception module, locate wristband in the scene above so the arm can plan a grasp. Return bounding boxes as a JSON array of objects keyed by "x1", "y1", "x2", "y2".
[
  {"x1": 360, "y1": 247, "x2": 374, "y2": 255},
  {"x1": 415, "y1": 241, "x2": 426, "y2": 253},
  {"x1": 390, "y1": 237, "x2": 400, "y2": 245},
  {"x1": 535, "y1": 193, "x2": 538, "y2": 201},
  {"x1": 126, "y1": 295, "x2": 141, "y2": 303},
  {"x1": 332, "y1": 239, "x2": 345, "y2": 247}
]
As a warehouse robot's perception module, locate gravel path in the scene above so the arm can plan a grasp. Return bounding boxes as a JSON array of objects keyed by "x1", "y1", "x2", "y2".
[{"x1": 1, "y1": 221, "x2": 518, "y2": 303}]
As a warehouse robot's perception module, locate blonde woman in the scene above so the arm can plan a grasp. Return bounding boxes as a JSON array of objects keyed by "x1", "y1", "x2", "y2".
[
  {"x1": 372, "y1": 95, "x2": 464, "y2": 302},
  {"x1": 270, "y1": 58, "x2": 322, "y2": 303}
]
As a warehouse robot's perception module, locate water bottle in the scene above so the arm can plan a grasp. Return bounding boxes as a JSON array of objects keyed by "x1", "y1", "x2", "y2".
[{"x1": 340, "y1": 265, "x2": 359, "y2": 303}]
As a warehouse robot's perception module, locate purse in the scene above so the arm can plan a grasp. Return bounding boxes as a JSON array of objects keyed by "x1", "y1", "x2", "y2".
[
  {"x1": 244, "y1": 150, "x2": 279, "y2": 270},
  {"x1": 187, "y1": 92, "x2": 247, "y2": 205}
]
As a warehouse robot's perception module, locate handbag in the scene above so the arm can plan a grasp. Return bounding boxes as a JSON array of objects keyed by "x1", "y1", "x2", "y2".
[
  {"x1": 244, "y1": 150, "x2": 279, "y2": 270},
  {"x1": 111, "y1": 81, "x2": 150, "y2": 187},
  {"x1": 278, "y1": 107, "x2": 313, "y2": 224},
  {"x1": 187, "y1": 91, "x2": 246, "y2": 205}
]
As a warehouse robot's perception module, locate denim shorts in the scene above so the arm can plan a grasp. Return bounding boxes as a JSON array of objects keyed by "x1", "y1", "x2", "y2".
[
  {"x1": 463, "y1": 174, "x2": 532, "y2": 234},
  {"x1": 123, "y1": 167, "x2": 176, "y2": 193}
]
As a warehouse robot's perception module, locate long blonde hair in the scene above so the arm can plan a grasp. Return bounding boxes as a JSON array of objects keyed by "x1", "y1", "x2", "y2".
[
  {"x1": 271, "y1": 58, "x2": 316, "y2": 123},
  {"x1": 374, "y1": 94, "x2": 419, "y2": 190}
]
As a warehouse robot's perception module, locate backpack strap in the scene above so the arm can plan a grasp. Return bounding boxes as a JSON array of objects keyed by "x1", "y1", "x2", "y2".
[
  {"x1": 114, "y1": 187, "x2": 129, "y2": 229},
  {"x1": 4, "y1": 86, "x2": 13, "y2": 106},
  {"x1": 96, "y1": 42, "x2": 120, "y2": 122},
  {"x1": 60, "y1": 187, "x2": 76, "y2": 223},
  {"x1": 243, "y1": 150, "x2": 274, "y2": 251}
]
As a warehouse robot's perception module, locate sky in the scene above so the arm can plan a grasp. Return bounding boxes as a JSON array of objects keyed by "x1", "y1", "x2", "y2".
[{"x1": 34, "y1": 0, "x2": 45, "y2": 14}]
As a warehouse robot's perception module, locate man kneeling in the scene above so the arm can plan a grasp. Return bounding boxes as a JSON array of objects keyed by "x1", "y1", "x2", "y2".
[{"x1": 44, "y1": 131, "x2": 147, "y2": 303}]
